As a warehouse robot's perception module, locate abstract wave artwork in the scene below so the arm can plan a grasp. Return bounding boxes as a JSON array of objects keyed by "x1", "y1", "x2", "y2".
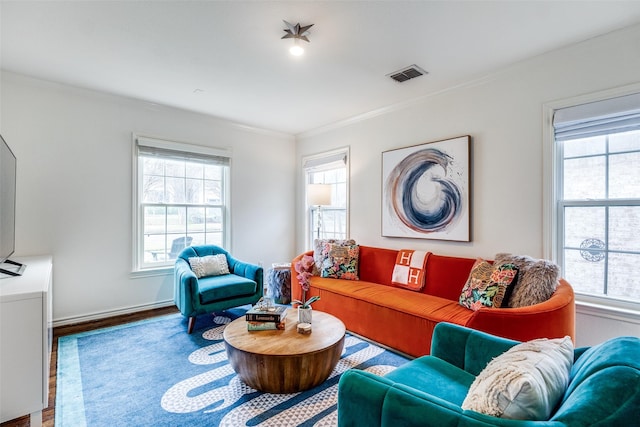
[{"x1": 382, "y1": 135, "x2": 470, "y2": 241}]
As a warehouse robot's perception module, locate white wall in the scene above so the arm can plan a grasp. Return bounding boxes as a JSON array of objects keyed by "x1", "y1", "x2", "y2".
[
  {"x1": 1, "y1": 72, "x2": 296, "y2": 324},
  {"x1": 295, "y1": 24, "x2": 640, "y2": 347},
  {"x1": 2, "y1": 22, "x2": 639, "y2": 344}
]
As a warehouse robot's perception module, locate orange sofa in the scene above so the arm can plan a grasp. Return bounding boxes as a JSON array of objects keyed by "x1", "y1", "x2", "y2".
[{"x1": 291, "y1": 246, "x2": 575, "y2": 358}]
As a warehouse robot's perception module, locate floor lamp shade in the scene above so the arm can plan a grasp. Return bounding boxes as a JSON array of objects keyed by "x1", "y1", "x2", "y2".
[{"x1": 307, "y1": 184, "x2": 332, "y2": 206}]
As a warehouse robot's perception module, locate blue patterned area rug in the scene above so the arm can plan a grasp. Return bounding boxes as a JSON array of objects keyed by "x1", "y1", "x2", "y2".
[{"x1": 55, "y1": 308, "x2": 409, "y2": 427}]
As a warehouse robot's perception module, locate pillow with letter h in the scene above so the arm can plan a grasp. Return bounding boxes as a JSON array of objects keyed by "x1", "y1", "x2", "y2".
[{"x1": 391, "y1": 250, "x2": 431, "y2": 291}]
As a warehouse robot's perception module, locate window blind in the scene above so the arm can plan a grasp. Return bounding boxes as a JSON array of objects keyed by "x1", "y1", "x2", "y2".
[
  {"x1": 303, "y1": 151, "x2": 347, "y2": 172},
  {"x1": 553, "y1": 92, "x2": 640, "y2": 141},
  {"x1": 136, "y1": 136, "x2": 230, "y2": 165}
]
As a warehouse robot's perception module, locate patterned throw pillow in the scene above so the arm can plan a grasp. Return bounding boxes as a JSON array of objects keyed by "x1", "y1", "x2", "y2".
[
  {"x1": 313, "y1": 239, "x2": 356, "y2": 275},
  {"x1": 459, "y1": 260, "x2": 518, "y2": 311},
  {"x1": 189, "y1": 254, "x2": 230, "y2": 279},
  {"x1": 391, "y1": 249, "x2": 431, "y2": 291},
  {"x1": 314, "y1": 240, "x2": 359, "y2": 280}
]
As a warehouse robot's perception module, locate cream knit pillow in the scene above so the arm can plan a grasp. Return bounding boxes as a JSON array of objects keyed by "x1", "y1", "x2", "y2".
[
  {"x1": 462, "y1": 336, "x2": 573, "y2": 420},
  {"x1": 189, "y1": 254, "x2": 230, "y2": 278}
]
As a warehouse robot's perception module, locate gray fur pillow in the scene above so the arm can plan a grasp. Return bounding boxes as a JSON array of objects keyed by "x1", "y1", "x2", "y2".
[{"x1": 494, "y1": 253, "x2": 559, "y2": 308}]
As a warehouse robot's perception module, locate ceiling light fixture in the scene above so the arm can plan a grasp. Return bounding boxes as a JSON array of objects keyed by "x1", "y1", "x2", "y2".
[{"x1": 282, "y1": 20, "x2": 313, "y2": 56}]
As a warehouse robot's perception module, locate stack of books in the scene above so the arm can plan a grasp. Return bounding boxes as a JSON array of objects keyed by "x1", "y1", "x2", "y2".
[
  {"x1": 272, "y1": 262, "x2": 291, "y2": 270},
  {"x1": 245, "y1": 304, "x2": 289, "y2": 331}
]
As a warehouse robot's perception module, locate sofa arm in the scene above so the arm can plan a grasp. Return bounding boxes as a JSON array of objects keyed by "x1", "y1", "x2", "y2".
[
  {"x1": 465, "y1": 280, "x2": 575, "y2": 343},
  {"x1": 431, "y1": 323, "x2": 519, "y2": 376}
]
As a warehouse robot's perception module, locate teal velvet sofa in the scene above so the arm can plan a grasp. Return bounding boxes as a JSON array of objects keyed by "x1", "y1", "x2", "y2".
[
  {"x1": 338, "y1": 323, "x2": 639, "y2": 426},
  {"x1": 174, "y1": 245, "x2": 263, "y2": 333}
]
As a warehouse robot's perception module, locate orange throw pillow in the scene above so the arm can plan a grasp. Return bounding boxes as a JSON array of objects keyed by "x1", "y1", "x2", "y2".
[{"x1": 391, "y1": 250, "x2": 431, "y2": 291}]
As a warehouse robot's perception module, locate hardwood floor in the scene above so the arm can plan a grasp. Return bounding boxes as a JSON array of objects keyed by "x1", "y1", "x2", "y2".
[{"x1": 1, "y1": 306, "x2": 179, "y2": 427}]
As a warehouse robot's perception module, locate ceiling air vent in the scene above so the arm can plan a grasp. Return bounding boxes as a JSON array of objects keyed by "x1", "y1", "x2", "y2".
[{"x1": 387, "y1": 64, "x2": 428, "y2": 83}]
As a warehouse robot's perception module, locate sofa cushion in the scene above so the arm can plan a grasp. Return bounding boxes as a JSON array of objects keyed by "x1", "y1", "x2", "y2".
[
  {"x1": 315, "y1": 239, "x2": 360, "y2": 280},
  {"x1": 358, "y1": 246, "x2": 398, "y2": 285},
  {"x1": 385, "y1": 355, "x2": 475, "y2": 405},
  {"x1": 197, "y1": 273, "x2": 257, "y2": 304},
  {"x1": 309, "y1": 276, "x2": 475, "y2": 325},
  {"x1": 391, "y1": 250, "x2": 431, "y2": 291},
  {"x1": 188, "y1": 254, "x2": 230, "y2": 278},
  {"x1": 458, "y1": 260, "x2": 518, "y2": 310},
  {"x1": 424, "y1": 254, "x2": 479, "y2": 301},
  {"x1": 495, "y1": 253, "x2": 559, "y2": 308},
  {"x1": 462, "y1": 336, "x2": 574, "y2": 420}
]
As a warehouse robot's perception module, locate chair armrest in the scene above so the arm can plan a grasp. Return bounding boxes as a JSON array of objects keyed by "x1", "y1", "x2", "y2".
[
  {"x1": 431, "y1": 323, "x2": 519, "y2": 376},
  {"x1": 339, "y1": 368, "x2": 534, "y2": 427},
  {"x1": 338, "y1": 369, "x2": 396, "y2": 427},
  {"x1": 383, "y1": 384, "x2": 552, "y2": 427},
  {"x1": 226, "y1": 255, "x2": 263, "y2": 287},
  {"x1": 174, "y1": 257, "x2": 197, "y2": 285},
  {"x1": 383, "y1": 385, "x2": 472, "y2": 427},
  {"x1": 338, "y1": 369, "x2": 467, "y2": 427},
  {"x1": 551, "y1": 366, "x2": 640, "y2": 425},
  {"x1": 174, "y1": 258, "x2": 198, "y2": 316}
]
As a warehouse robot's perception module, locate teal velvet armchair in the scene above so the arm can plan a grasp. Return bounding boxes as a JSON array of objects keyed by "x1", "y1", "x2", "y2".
[
  {"x1": 174, "y1": 245, "x2": 263, "y2": 333},
  {"x1": 338, "y1": 322, "x2": 639, "y2": 426}
]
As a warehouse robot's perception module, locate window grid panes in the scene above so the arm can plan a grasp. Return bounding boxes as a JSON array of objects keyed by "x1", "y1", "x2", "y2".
[
  {"x1": 138, "y1": 153, "x2": 227, "y2": 269},
  {"x1": 559, "y1": 129, "x2": 640, "y2": 304},
  {"x1": 307, "y1": 161, "x2": 348, "y2": 244}
]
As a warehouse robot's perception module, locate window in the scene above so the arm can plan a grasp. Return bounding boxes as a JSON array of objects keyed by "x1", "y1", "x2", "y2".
[
  {"x1": 552, "y1": 92, "x2": 640, "y2": 307},
  {"x1": 133, "y1": 136, "x2": 230, "y2": 270},
  {"x1": 303, "y1": 148, "x2": 349, "y2": 247}
]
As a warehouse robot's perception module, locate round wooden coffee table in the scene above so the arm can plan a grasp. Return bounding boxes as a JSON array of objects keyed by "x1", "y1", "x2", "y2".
[{"x1": 223, "y1": 309, "x2": 346, "y2": 393}]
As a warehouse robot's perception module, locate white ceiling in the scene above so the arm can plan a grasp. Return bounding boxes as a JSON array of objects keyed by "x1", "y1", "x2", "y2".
[{"x1": 2, "y1": 1, "x2": 640, "y2": 135}]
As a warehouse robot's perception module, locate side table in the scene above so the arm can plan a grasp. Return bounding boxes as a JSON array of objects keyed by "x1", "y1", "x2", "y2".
[{"x1": 266, "y1": 263, "x2": 291, "y2": 304}]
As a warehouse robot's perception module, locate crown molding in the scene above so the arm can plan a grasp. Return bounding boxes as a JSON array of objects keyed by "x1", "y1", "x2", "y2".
[{"x1": 296, "y1": 73, "x2": 499, "y2": 139}]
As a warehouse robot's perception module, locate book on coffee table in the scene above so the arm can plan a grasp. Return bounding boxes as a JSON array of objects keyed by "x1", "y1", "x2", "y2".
[
  {"x1": 245, "y1": 305, "x2": 289, "y2": 322},
  {"x1": 247, "y1": 320, "x2": 286, "y2": 331},
  {"x1": 272, "y1": 262, "x2": 291, "y2": 270}
]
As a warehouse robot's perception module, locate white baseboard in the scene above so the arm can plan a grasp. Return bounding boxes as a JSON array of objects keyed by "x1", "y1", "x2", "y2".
[{"x1": 53, "y1": 300, "x2": 176, "y2": 327}]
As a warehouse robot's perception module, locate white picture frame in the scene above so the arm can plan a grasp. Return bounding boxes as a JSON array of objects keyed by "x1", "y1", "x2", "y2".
[{"x1": 382, "y1": 135, "x2": 470, "y2": 241}]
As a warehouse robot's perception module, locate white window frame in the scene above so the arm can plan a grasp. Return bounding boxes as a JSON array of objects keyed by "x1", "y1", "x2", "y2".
[
  {"x1": 303, "y1": 147, "x2": 350, "y2": 249},
  {"x1": 543, "y1": 83, "x2": 640, "y2": 315},
  {"x1": 131, "y1": 134, "x2": 231, "y2": 273}
]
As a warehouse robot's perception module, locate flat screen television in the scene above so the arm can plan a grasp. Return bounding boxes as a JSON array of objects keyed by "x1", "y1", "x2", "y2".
[{"x1": 0, "y1": 134, "x2": 25, "y2": 277}]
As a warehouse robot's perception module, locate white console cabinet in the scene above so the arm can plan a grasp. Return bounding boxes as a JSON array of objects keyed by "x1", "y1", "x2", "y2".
[{"x1": 0, "y1": 256, "x2": 53, "y2": 424}]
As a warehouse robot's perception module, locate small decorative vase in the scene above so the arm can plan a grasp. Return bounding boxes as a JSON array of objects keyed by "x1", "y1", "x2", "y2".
[{"x1": 298, "y1": 306, "x2": 312, "y2": 324}]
